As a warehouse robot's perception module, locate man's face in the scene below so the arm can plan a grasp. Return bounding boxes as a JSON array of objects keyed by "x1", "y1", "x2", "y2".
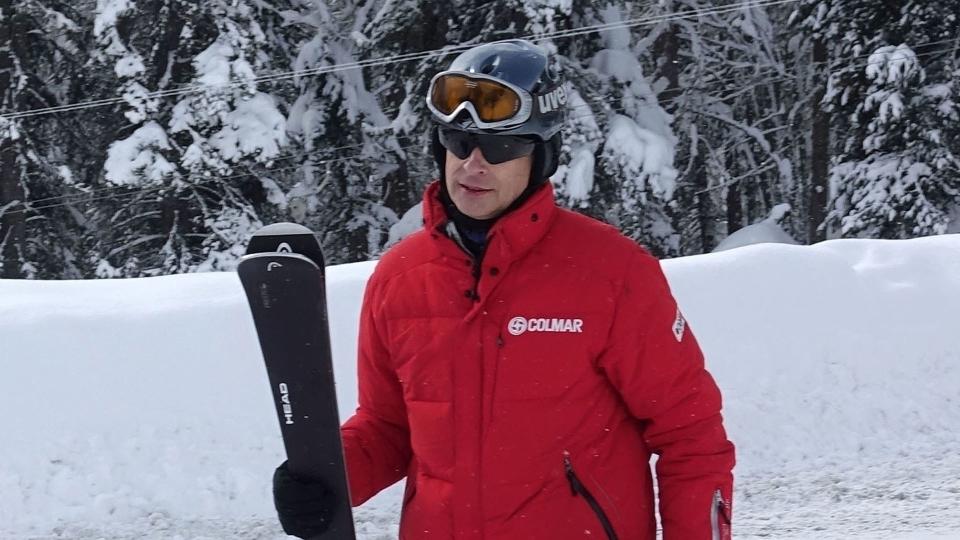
[{"x1": 445, "y1": 147, "x2": 532, "y2": 220}]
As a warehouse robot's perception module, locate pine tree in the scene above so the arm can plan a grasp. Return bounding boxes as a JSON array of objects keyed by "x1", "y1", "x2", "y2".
[
  {"x1": 824, "y1": 0, "x2": 960, "y2": 238},
  {"x1": 92, "y1": 0, "x2": 298, "y2": 276},
  {"x1": 281, "y1": 0, "x2": 413, "y2": 264},
  {"x1": 521, "y1": 2, "x2": 681, "y2": 256},
  {"x1": 644, "y1": 0, "x2": 794, "y2": 254},
  {"x1": 0, "y1": 0, "x2": 90, "y2": 278}
]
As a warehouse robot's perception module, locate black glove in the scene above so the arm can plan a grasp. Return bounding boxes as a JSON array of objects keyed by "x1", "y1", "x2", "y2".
[{"x1": 272, "y1": 460, "x2": 336, "y2": 538}]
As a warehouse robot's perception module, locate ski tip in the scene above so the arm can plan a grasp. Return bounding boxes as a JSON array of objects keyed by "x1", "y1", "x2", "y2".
[
  {"x1": 238, "y1": 251, "x2": 321, "y2": 271},
  {"x1": 253, "y1": 222, "x2": 315, "y2": 237}
]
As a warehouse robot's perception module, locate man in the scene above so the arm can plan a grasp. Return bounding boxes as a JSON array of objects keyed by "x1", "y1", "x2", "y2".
[{"x1": 273, "y1": 39, "x2": 735, "y2": 539}]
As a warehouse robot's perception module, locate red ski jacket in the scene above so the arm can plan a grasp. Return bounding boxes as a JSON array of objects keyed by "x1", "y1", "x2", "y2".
[{"x1": 342, "y1": 181, "x2": 735, "y2": 539}]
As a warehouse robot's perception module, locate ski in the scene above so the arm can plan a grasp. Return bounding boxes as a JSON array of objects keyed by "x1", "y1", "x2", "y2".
[{"x1": 237, "y1": 223, "x2": 356, "y2": 540}]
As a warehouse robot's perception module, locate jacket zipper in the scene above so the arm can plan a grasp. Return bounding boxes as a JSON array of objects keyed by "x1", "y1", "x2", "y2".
[
  {"x1": 469, "y1": 258, "x2": 481, "y2": 302},
  {"x1": 563, "y1": 452, "x2": 618, "y2": 540},
  {"x1": 711, "y1": 488, "x2": 730, "y2": 540}
]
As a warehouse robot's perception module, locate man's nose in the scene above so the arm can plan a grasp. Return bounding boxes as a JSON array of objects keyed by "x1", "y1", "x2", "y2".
[{"x1": 462, "y1": 146, "x2": 489, "y2": 174}]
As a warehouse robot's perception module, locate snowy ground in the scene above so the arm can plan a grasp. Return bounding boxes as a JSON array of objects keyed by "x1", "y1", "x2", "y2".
[{"x1": 1, "y1": 235, "x2": 959, "y2": 539}]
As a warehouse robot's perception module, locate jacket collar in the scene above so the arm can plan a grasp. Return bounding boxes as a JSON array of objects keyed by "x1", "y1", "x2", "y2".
[{"x1": 422, "y1": 180, "x2": 557, "y2": 266}]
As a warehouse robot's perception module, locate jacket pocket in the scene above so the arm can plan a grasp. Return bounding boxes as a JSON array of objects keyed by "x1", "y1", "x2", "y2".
[
  {"x1": 563, "y1": 452, "x2": 618, "y2": 540},
  {"x1": 711, "y1": 488, "x2": 731, "y2": 540}
]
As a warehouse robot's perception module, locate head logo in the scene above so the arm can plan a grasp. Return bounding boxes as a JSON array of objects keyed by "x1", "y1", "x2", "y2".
[
  {"x1": 507, "y1": 316, "x2": 583, "y2": 336},
  {"x1": 278, "y1": 383, "x2": 294, "y2": 425},
  {"x1": 277, "y1": 242, "x2": 293, "y2": 253}
]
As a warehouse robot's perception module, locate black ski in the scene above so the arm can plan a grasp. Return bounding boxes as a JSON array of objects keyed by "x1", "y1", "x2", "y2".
[{"x1": 238, "y1": 223, "x2": 356, "y2": 540}]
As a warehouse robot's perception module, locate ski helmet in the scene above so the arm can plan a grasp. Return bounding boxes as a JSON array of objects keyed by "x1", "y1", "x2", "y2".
[{"x1": 427, "y1": 39, "x2": 566, "y2": 185}]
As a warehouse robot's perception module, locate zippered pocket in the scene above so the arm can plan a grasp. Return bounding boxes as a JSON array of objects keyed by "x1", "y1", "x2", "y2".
[
  {"x1": 563, "y1": 451, "x2": 618, "y2": 540},
  {"x1": 711, "y1": 488, "x2": 731, "y2": 540}
]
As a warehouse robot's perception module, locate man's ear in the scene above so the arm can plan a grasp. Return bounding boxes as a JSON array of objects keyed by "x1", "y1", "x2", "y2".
[{"x1": 530, "y1": 133, "x2": 562, "y2": 185}]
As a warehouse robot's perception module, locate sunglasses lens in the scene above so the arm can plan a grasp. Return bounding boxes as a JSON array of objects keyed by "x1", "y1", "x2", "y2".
[
  {"x1": 439, "y1": 128, "x2": 535, "y2": 165},
  {"x1": 437, "y1": 128, "x2": 474, "y2": 159},
  {"x1": 431, "y1": 74, "x2": 522, "y2": 122},
  {"x1": 476, "y1": 134, "x2": 535, "y2": 164}
]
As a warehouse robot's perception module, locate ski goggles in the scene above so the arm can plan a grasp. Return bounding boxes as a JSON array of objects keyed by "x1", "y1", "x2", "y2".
[
  {"x1": 437, "y1": 126, "x2": 536, "y2": 165},
  {"x1": 427, "y1": 71, "x2": 534, "y2": 129}
]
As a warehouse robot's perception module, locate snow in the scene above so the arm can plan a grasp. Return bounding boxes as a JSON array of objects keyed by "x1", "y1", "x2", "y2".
[
  {"x1": 208, "y1": 93, "x2": 288, "y2": 163},
  {"x1": 120, "y1": 82, "x2": 158, "y2": 124},
  {"x1": 385, "y1": 202, "x2": 423, "y2": 247},
  {"x1": 713, "y1": 203, "x2": 799, "y2": 252},
  {"x1": 92, "y1": 0, "x2": 133, "y2": 38},
  {"x1": 0, "y1": 115, "x2": 20, "y2": 142},
  {"x1": 597, "y1": 5, "x2": 631, "y2": 51},
  {"x1": 558, "y1": 146, "x2": 596, "y2": 202},
  {"x1": 114, "y1": 53, "x2": 146, "y2": 78},
  {"x1": 195, "y1": 41, "x2": 235, "y2": 87},
  {"x1": 866, "y1": 45, "x2": 919, "y2": 86},
  {"x1": 93, "y1": 0, "x2": 137, "y2": 61},
  {"x1": 103, "y1": 121, "x2": 176, "y2": 186},
  {"x1": 2, "y1": 235, "x2": 960, "y2": 538},
  {"x1": 603, "y1": 114, "x2": 679, "y2": 200}
]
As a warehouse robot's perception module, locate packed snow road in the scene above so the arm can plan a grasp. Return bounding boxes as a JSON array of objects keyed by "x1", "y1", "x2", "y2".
[{"x1": 19, "y1": 451, "x2": 960, "y2": 540}]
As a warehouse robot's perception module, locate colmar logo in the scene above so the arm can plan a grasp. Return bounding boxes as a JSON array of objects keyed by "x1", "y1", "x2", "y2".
[{"x1": 508, "y1": 316, "x2": 583, "y2": 336}]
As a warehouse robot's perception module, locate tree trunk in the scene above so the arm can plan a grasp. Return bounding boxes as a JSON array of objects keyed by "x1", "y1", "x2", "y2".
[
  {"x1": 808, "y1": 37, "x2": 830, "y2": 243},
  {"x1": 0, "y1": 142, "x2": 26, "y2": 279},
  {"x1": 694, "y1": 145, "x2": 718, "y2": 252},
  {"x1": 0, "y1": 0, "x2": 26, "y2": 278},
  {"x1": 726, "y1": 179, "x2": 743, "y2": 236},
  {"x1": 654, "y1": 22, "x2": 681, "y2": 112}
]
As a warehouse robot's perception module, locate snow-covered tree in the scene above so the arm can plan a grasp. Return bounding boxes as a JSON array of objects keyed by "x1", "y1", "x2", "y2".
[
  {"x1": 0, "y1": 0, "x2": 90, "y2": 278},
  {"x1": 92, "y1": 0, "x2": 297, "y2": 276},
  {"x1": 279, "y1": 0, "x2": 412, "y2": 264},
  {"x1": 9, "y1": 0, "x2": 959, "y2": 279},
  {"x1": 643, "y1": 0, "x2": 795, "y2": 254},
  {"x1": 537, "y1": 3, "x2": 680, "y2": 256},
  {"x1": 821, "y1": 1, "x2": 960, "y2": 238}
]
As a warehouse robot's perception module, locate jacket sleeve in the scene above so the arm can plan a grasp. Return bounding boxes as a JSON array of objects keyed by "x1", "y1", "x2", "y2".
[
  {"x1": 341, "y1": 273, "x2": 412, "y2": 506},
  {"x1": 597, "y1": 250, "x2": 735, "y2": 540}
]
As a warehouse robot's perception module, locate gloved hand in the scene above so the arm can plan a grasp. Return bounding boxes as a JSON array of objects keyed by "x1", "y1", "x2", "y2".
[{"x1": 273, "y1": 460, "x2": 336, "y2": 538}]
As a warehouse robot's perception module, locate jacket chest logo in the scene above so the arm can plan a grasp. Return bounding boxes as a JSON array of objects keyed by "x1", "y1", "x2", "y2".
[{"x1": 507, "y1": 316, "x2": 583, "y2": 336}]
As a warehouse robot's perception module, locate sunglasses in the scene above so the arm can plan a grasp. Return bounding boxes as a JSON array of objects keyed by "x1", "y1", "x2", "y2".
[
  {"x1": 438, "y1": 127, "x2": 536, "y2": 165},
  {"x1": 427, "y1": 71, "x2": 533, "y2": 129}
]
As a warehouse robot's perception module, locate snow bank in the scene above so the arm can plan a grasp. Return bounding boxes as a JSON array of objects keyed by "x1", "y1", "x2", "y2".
[
  {"x1": 1, "y1": 236, "x2": 959, "y2": 538},
  {"x1": 713, "y1": 203, "x2": 798, "y2": 252}
]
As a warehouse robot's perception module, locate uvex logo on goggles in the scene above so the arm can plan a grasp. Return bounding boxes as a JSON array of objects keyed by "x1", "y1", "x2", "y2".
[{"x1": 427, "y1": 71, "x2": 534, "y2": 129}]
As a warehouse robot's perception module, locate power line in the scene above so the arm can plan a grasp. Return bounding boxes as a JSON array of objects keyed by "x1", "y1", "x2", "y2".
[
  {"x1": 0, "y1": 0, "x2": 799, "y2": 121},
  {"x1": 0, "y1": 93, "x2": 773, "y2": 217},
  {"x1": 6, "y1": 0, "x2": 953, "y2": 125},
  {"x1": 6, "y1": 39, "x2": 956, "y2": 213},
  {"x1": 22, "y1": 138, "x2": 411, "y2": 206},
  {"x1": 12, "y1": 142, "x2": 426, "y2": 216}
]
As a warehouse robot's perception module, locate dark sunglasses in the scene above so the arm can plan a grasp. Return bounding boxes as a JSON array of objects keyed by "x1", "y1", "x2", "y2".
[{"x1": 437, "y1": 127, "x2": 536, "y2": 165}]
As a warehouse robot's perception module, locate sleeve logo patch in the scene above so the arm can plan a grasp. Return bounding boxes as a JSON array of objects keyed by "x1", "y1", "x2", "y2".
[{"x1": 672, "y1": 308, "x2": 686, "y2": 342}]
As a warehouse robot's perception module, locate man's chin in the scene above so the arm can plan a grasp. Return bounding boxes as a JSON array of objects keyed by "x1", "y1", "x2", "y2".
[{"x1": 453, "y1": 200, "x2": 497, "y2": 220}]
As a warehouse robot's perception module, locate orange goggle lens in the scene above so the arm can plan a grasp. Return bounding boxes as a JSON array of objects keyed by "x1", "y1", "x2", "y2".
[{"x1": 430, "y1": 74, "x2": 522, "y2": 122}]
